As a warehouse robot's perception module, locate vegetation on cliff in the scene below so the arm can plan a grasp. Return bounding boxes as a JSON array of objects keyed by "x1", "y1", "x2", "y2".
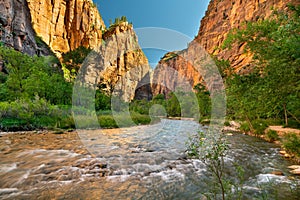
[{"x1": 223, "y1": 5, "x2": 300, "y2": 127}]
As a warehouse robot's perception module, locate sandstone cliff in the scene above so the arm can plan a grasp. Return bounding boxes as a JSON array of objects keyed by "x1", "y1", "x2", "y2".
[
  {"x1": 0, "y1": 0, "x2": 38, "y2": 55},
  {"x1": 152, "y1": 0, "x2": 298, "y2": 96},
  {"x1": 26, "y1": 0, "x2": 105, "y2": 57},
  {"x1": 78, "y1": 23, "x2": 150, "y2": 102},
  {"x1": 196, "y1": 0, "x2": 298, "y2": 73}
]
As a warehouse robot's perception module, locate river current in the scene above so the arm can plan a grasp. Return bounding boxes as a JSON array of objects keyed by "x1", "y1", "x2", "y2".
[{"x1": 0, "y1": 119, "x2": 299, "y2": 199}]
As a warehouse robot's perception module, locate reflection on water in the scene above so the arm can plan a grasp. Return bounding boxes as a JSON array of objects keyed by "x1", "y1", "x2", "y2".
[{"x1": 0, "y1": 119, "x2": 299, "y2": 199}]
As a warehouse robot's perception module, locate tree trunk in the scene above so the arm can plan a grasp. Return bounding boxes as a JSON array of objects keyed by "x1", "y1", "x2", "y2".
[
  {"x1": 283, "y1": 103, "x2": 288, "y2": 126},
  {"x1": 245, "y1": 115, "x2": 254, "y2": 132}
]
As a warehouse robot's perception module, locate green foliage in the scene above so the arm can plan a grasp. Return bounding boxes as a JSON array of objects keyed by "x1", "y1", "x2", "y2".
[
  {"x1": 166, "y1": 92, "x2": 181, "y2": 117},
  {"x1": 95, "y1": 90, "x2": 111, "y2": 111},
  {"x1": 186, "y1": 131, "x2": 245, "y2": 200},
  {"x1": 34, "y1": 35, "x2": 45, "y2": 47},
  {"x1": 266, "y1": 130, "x2": 279, "y2": 142},
  {"x1": 107, "y1": 16, "x2": 130, "y2": 30},
  {"x1": 194, "y1": 83, "x2": 211, "y2": 120},
  {"x1": 97, "y1": 112, "x2": 153, "y2": 128},
  {"x1": 0, "y1": 46, "x2": 72, "y2": 104},
  {"x1": 0, "y1": 98, "x2": 73, "y2": 131},
  {"x1": 0, "y1": 72, "x2": 7, "y2": 83},
  {"x1": 224, "y1": 121, "x2": 230, "y2": 126},
  {"x1": 240, "y1": 122, "x2": 250, "y2": 133},
  {"x1": 223, "y1": 5, "x2": 300, "y2": 127},
  {"x1": 187, "y1": 132, "x2": 228, "y2": 199},
  {"x1": 130, "y1": 99, "x2": 150, "y2": 115},
  {"x1": 283, "y1": 133, "x2": 300, "y2": 157},
  {"x1": 130, "y1": 89, "x2": 203, "y2": 119},
  {"x1": 62, "y1": 46, "x2": 92, "y2": 77},
  {"x1": 252, "y1": 120, "x2": 268, "y2": 136}
]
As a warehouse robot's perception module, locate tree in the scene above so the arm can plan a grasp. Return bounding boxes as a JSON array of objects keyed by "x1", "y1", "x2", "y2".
[
  {"x1": 194, "y1": 83, "x2": 211, "y2": 120},
  {"x1": 62, "y1": 46, "x2": 92, "y2": 77},
  {"x1": 0, "y1": 46, "x2": 72, "y2": 104},
  {"x1": 223, "y1": 5, "x2": 300, "y2": 125},
  {"x1": 166, "y1": 92, "x2": 181, "y2": 117}
]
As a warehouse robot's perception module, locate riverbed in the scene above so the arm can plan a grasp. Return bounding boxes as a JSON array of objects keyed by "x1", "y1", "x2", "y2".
[{"x1": 0, "y1": 119, "x2": 299, "y2": 199}]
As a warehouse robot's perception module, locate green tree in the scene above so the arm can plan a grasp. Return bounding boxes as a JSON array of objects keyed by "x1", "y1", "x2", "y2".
[
  {"x1": 194, "y1": 83, "x2": 211, "y2": 118},
  {"x1": 166, "y1": 92, "x2": 181, "y2": 117},
  {"x1": 95, "y1": 90, "x2": 111, "y2": 111},
  {"x1": 223, "y1": 5, "x2": 300, "y2": 125},
  {"x1": 0, "y1": 46, "x2": 72, "y2": 104},
  {"x1": 62, "y1": 46, "x2": 92, "y2": 77}
]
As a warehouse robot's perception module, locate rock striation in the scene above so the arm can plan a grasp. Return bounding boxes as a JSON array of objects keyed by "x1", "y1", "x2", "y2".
[
  {"x1": 0, "y1": 0, "x2": 38, "y2": 55},
  {"x1": 78, "y1": 23, "x2": 150, "y2": 102},
  {"x1": 196, "y1": 0, "x2": 298, "y2": 73},
  {"x1": 26, "y1": 0, "x2": 105, "y2": 57},
  {"x1": 152, "y1": 0, "x2": 299, "y2": 96}
]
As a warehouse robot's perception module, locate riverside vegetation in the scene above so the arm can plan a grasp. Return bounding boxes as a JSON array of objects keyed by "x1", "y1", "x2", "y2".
[
  {"x1": 1, "y1": 6, "x2": 300, "y2": 155},
  {"x1": 0, "y1": 4, "x2": 300, "y2": 200},
  {"x1": 0, "y1": 46, "x2": 153, "y2": 131}
]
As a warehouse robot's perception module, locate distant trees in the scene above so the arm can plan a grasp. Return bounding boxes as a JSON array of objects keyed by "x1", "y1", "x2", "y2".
[{"x1": 108, "y1": 16, "x2": 132, "y2": 29}]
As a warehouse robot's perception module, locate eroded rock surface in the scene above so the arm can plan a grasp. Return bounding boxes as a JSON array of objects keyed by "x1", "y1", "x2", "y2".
[{"x1": 26, "y1": 0, "x2": 105, "y2": 57}]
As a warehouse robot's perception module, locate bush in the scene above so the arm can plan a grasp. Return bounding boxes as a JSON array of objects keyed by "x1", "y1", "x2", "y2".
[
  {"x1": 266, "y1": 130, "x2": 279, "y2": 142},
  {"x1": 224, "y1": 121, "x2": 230, "y2": 126},
  {"x1": 252, "y1": 120, "x2": 268, "y2": 136},
  {"x1": 240, "y1": 122, "x2": 250, "y2": 132},
  {"x1": 98, "y1": 115, "x2": 117, "y2": 128},
  {"x1": 0, "y1": 98, "x2": 74, "y2": 131},
  {"x1": 283, "y1": 133, "x2": 300, "y2": 157},
  {"x1": 0, "y1": 97, "x2": 51, "y2": 119}
]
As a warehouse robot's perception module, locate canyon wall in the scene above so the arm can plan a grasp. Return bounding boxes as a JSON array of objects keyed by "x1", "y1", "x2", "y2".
[
  {"x1": 26, "y1": 0, "x2": 105, "y2": 57},
  {"x1": 152, "y1": 0, "x2": 298, "y2": 96},
  {"x1": 196, "y1": 0, "x2": 298, "y2": 73},
  {"x1": 78, "y1": 23, "x2": 151, "y2": 102},
  {"x1": 0, "y1": 0, "x2": 38, "y2": 56}
]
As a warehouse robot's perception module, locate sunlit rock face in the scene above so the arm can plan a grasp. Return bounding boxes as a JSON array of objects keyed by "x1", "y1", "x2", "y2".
[
  {"x1": 152, "y1": 0, "x2": 299, "y2": 96},
  {"x1": 0, "y1": 0, "x2": 38, "y2": 55},
  {"x1": 26, "y1": 0, "x2": 105, "y2": 58},
  {"x1": 196, "y1": 0, "x2": 298, "y2": 73},
  {"x1": 78, "y1": 24, "x2": 151, "y2": 102}
]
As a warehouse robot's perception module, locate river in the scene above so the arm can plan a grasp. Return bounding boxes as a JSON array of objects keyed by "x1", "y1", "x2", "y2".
[{"x1": 0, "y1": 119, "x2": 299, "y2": 199}]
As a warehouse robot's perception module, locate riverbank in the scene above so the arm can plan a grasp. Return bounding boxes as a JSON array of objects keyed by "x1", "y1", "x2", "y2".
[
  {"x1": 223, "y1": 121, "x2": 300, "y2": 169},
  {"x1": 0, "y1": 112, "x2": 159, "y2": 132}
]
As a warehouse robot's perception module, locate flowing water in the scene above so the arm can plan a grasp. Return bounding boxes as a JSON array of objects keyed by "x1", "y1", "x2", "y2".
[{"x1": 0, "y1": 119, "x2": 299, "y2": 199}]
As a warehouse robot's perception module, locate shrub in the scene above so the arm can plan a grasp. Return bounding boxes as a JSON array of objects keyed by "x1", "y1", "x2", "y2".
[
  {"x1": 283, "y1": 133, "x2": 300, "y2": 157},
  {"x1": 0, "y1": 97, "x2": 54, "y2": 118},
  {"x1": 266, "y1": 130, "x2": 279, "y2": 142},
  {"x1": 98, "y1": 115, "x2": 117, "y2": 128},
  {"x1": 240, "y1": 122, "x2": 250, "y2": 132},
  {"x1": 252, "y1": 120, "x2": 268, "y2": 136},
  {"x1": 224, "y1": 121, "x2": 230, "y2": 126}
]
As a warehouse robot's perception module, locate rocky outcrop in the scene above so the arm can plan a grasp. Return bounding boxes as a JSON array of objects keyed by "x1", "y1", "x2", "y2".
[
  {"x1": 151, "y1": 50, "x2": 202, "y2": 96},
  {"x1": 0, "y1": 0, "x2": 38, "y2": 55},
  {"x1": 196, "y1": 0, "x2": 298, "y2": 73},
  {"x1": 152, "y1": 0, "x2": 298, "y2": 96},
  {"x1": 78, "y1": 23, "x2": 150, "y2": 102},
  {"x1": 26, "y1": 0, "x2": 105, "y2": 57}
]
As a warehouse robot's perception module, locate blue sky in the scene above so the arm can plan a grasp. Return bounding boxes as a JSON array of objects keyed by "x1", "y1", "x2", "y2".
[{"x1": 95, "y1": 0, "x2": 210, "y2": 67}]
